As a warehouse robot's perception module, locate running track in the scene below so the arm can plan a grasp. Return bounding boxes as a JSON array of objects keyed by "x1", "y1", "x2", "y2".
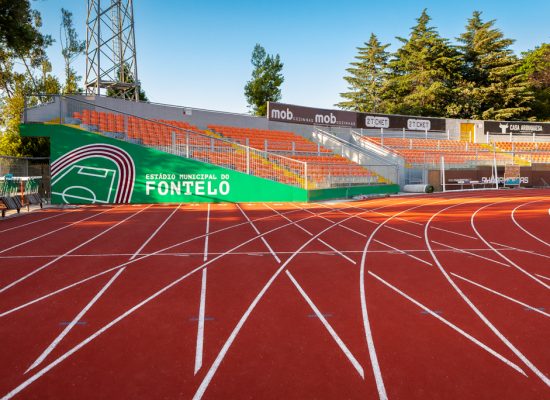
[{"x1": 0, "y1": 189, "x2": 549, "y2": 399}]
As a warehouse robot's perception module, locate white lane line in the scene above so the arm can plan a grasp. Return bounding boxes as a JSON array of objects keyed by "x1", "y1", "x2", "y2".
[
  {"x1": 536, "y1": 274, "x2": 550, "y2": 282},
  {"x1": 471, "y1": 202, "x2": 550, "y2": 290},
  {"x1": 385, "y1": 225, "x2": 422, "y2": 239},
  {"x1": 431, "y1": 226, "x2": 478, "y2": 240},
  {"x1": 0, "y1": 206, "x2": 118, "y2": 255},
  {"x1": 358, "y1": 197, "x2": 449, "y2": 400},
  {"x1": 451, "y1": 273, "x2": 550, "y2": 318},
  {"x1": 130, "y1": 205, "x2": 182, "y2": 261},
  {"x1": 0, "y1": 205, "x2": 151, "y2": 294},
  {"x1": 192, "y1": 200, "x2": 403, "y2": 400},
  {"x1": 431, "y1": 240, "x2": 510, "y2": 268},
  {"x1": 203, "y1": 204, "x2": 210, "y2": 262},
  {"x1": 373, "y1": 239, "x2": 432, "y2": 266},
  {"x1": 0, "y1": 201, "x2": 379, "y2": 400},
  {"x1": 1, "y1": 247, "x2": 536, "y2": 260},
  {"x1": 237, "y1": 204, "x2": 280, "y2": 264},
  {"x1": 355, "y1": 191, "x2": 523, "y2": 400},
  {"x1": 25, "y1": 267, "x2": 125, "y2": 373},
  {"x1": 25, "y1": 205, "x2": 178, "y2": 372},
  {"x1": 490, "y1": 241, "x2": 550, "y2": 260},
  {"x1": 340, "y1": 224, "x2": 367, "y2": 237},
  {"x1": 317, "y1": 202, "x2": 422, "y2": 239},
  {"x1": 286, "y1": 270, "x2": 364, "y2": 378},
  {"x1": 317, "y1": 238, "x2": 356, "y2": 264},
  {"x1": 368, "y1": 271, "x2": 526, "y2": 375},
  {"x1": 195, "y1": 268, "x2": 207, "y2": 375},
  {"x1": 1, "y1": 203, "x2": 362, "y2": 318},
  {"x1": 427, "y1": 198, "x2": 550, "y2": 387},
  {"x1": 284, "y1": 204, "x2": 362, "y2": 264},
  {"x1": 263, "y1": 203, "x2": 313, "y2": 236},
  {"x1": 0, "y1": 210, "x2": 75, "y2": 234},
  {"x1": 511, "y1": 201, "x2": 550, "y2": 247}
]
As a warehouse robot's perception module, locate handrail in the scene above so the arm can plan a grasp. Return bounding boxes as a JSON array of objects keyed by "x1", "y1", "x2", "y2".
[{"x1": 31, "y1": 94, "x2": 307, "y2": 169}]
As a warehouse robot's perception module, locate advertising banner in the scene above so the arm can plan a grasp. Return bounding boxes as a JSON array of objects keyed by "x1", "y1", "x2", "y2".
[
  {"x1": 267, "y1": 102, "x2": 446, "y2": 131},
  {"x1": 267, "y1": 102, "x2": 356, "y2": 127},
  {"x1": 356, "y1": 112, "x2": 446, "y2": 131},
  {"x1": 484, "y1": 121, "x2": 550, "y2": 135}
]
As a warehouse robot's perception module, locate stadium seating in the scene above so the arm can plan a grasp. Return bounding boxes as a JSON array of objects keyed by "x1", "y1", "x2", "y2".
[
  {"x1": 494, "y1": 142, "x2": 550, "y2": 163},
  {"x1": 208, "y1": 125, "x2": 332, "y2": 154},
  {"x1": 209, "y1": 125, "x2": 383, "y2": 185},
  {"x1": 363, "y1": 137, "x2": 514, "y2": 166},
  {"x1": 70, "y1": 112, "x2": 385, "y2": 187}
]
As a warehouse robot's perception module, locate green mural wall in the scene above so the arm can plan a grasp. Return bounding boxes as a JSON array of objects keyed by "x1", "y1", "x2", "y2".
[{"x1": 21, "y1": 124, "x2": 398, "y2": 204}]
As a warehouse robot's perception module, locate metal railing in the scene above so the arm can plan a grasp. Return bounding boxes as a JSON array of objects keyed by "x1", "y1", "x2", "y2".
[
  {"x1": 24, "y1": 95, "x2": 308, "y2": 189},
  {"x1": 23, "y1": 95, "x2": 400, "y2": 190}
]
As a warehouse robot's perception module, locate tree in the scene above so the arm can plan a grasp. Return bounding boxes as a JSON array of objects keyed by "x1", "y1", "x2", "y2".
[
  {"x1": 0, "y1": 1, "x2": 58, "y2": 157},
  {"x1": 384, "y1": 9, "x2": 461, "y2": 117},
  {"x1": 60, "y1": 8, "x2": 85, "y2": 94},
  {"x1": 518, "y1": 44, "x2": 549, "y2": 121},
  {"x1": 244, "y1": 44, "x2": 284, "y2": 116},
  {"x1": 455, "y1": 11, "x2": 532, "y2": 120},
  {"x1": 106, "y1": 63, "x2": 148, "y2": 101},
  {"x1": 337, "y1": 33, "x2": 390, "y2": 112}
]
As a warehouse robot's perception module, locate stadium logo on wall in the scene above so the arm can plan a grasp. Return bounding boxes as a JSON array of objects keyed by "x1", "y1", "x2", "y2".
[{"x1": 50, "y1": 144, "x2": 135, "y2": 204}]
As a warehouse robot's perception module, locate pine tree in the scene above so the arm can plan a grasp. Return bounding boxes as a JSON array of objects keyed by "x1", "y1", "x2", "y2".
[
  {"x1": 244, "y1": 44, "x2": 284, "y2": 116},
  {"x1": 337, "y1": 33, "x2": 390, "y2": 112},
  {"x1": 455, "y1": 11, "x2": 532, "y2": 120},
  {"x1": 384, "y1": 9, "x2": 461, "y2": 117}
]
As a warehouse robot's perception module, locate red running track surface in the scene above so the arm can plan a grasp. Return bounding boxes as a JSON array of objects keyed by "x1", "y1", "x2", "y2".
[{"x1": 0, "y1": 190, "x2": 549, "y2": 399}]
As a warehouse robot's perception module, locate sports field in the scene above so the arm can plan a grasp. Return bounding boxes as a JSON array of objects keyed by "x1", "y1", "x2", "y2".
[{"x1": 0, "y1": 189, "x2": 549, "y2": 399}]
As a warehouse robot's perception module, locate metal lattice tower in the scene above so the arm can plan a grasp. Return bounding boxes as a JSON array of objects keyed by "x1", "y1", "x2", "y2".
[{"x1": 85, "y1": 0, "x2": 140, "y2": 101}]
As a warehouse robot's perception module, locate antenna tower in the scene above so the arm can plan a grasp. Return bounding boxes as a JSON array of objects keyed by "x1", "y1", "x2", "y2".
[{"x1": 85, "y1": 0, "x2": 140, "y2": 101}]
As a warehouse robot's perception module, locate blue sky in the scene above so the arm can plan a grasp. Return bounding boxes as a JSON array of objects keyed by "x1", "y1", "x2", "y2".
[{"x1": 34, "y1": 0, "x2": 550, "y2": 113}]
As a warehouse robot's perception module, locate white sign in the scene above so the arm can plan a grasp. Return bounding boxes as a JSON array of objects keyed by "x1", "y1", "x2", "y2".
[
  {"x1": 364, "y1": 116, "x2": 390, "y2": 129},
  {"x1": 407, "y1": 119, "x2": 431, "y2": 131}
]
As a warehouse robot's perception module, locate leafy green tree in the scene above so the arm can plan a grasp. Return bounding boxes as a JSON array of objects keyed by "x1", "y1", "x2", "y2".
[
  {"x1": 337, "y1": 33, "x2": 390, "y2": 112},
  {"x1": 518, "y1": 44, "x2": 549, "y2": 121},
  {"x1": 384, "y1": 9, "x2": 461, "y2": 117},
  {"x1": 106, "y1": 63, "x2": 148, "y2": 101},
  {"x1": 244, "y1": 44, "x2": 284, "y2": 116},
  {"x1": 455, "y1": 11, "x2": 532, "y2": 120},
  {"x1": 60, "y1": 8, "x2": 85, "y2": 94},
  {"x1": 0, "y1": 1, "x2": 57, "y2": 157}
]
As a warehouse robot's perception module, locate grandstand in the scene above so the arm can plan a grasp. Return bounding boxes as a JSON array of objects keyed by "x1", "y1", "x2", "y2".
[
  {"x1": 18, "y1": 94, "x2": 550, "y2": 203},
  {"x1": 67, "y1": 107, "x2": 387, "y2": 191}
]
